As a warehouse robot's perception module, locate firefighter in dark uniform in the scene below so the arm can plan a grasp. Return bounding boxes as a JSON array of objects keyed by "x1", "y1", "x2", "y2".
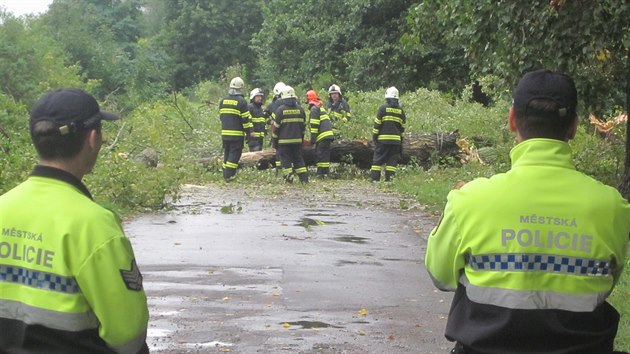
[
  {"x1": 272, "y1": 85, "x2": 308, "y2": 183},
  {"x1": 219, "y1": 77, "x2": 253, "y2": 180},
  {"x1": 307, "y1": 90, "x2": 334, "y2": 177},
  {"x1": 370, "y1": 86, "x2": 406, "y2": 182},
  {"x1": 265, "y1": 82, "x2": 286, "y2": 169},
  {"x1": 0, "y1": 89, "x2": 149, "y2": 354},
  {"x1": 247, "y1": 88, "x2": 266, "y2": 152},
  {"x1": 326, "y1": 84, "x2": 353, "y2": 122},
  {"x1": 264, "y1": 82, "x2": 286, "y2": 147}
]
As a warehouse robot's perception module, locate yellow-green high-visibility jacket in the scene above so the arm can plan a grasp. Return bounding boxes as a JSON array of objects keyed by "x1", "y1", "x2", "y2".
[
  {"x1": 0, "y1": 165, "x2": 149, "y2": 354},
  {"x1": 426, "y1": 138, "x2": 630, "y2": 353}
]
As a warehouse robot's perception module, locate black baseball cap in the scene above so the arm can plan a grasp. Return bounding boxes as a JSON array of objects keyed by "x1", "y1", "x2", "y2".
[
  {"x1": 30, "y1": 89, "x2": 119, "y2": 135},
  {"x1": 513, "y1": 69, "x2": 577, "y2": 119}
]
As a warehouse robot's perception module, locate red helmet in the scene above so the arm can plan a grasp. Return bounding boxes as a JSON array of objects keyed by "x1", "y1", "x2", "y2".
[{"x1": 306, "y1": 90, "x2": 320, "y2": 105}]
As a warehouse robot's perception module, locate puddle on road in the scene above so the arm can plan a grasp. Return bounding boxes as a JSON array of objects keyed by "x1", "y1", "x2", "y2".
[
  {"x1": 183, "y1": 341, "x2": 234, "y2": 348},
  {"x1": 336, "y1": 260, "x2": 384, "y2": 267},
  {"x1": 148, "y1": 328, "x2": 172, "y2": 338},
  {"x1": 332, "y1": 235, "x2": 368, "y2": 244},
  {"x1": 305, "y1": 213, "x2": 335, "y2": 217},
  {"x1": 295, "y1": 217, "x2": 346, "y2": 229},
  {"x1": 296, "y1": 217, "x2": 325, "y2": 228},
  {"x1": 281, "y1": 321, "x2": 344, "y2": 329}
]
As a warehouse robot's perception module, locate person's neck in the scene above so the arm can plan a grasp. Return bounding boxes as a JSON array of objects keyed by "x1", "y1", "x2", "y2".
[{"x1": 39, "y1": 160, "x2": 85, "y2": 181}]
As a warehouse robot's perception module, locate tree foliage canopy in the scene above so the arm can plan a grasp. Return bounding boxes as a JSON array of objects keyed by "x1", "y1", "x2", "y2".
[
  {"x1": 406, "y1": 0, "x2": 629, "y2": 113},
  {"x1": 146, "y1": 0, "x2": 263, "y2": 89},
  {"x1": 0, "y1": 0, "x2": 627, "y2": 114},
  {"x1": 251, "y1": 0, "x2": 455, "y2": 92}
]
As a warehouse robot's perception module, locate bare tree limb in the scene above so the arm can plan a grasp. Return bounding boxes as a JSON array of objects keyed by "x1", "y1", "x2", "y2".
[{"x1": 105, "y1": 121, "x2": 126, "y2": 154}]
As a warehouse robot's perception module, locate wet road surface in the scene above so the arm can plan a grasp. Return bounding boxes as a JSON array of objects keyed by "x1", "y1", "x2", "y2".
[{"x1": 125, "y1": 183, "x2": 453, "y2": 353}]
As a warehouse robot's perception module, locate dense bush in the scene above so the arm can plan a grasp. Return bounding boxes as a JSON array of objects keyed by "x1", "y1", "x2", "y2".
[{"x1": 3, "y1": 83, "x2": 625, "y2": 212}]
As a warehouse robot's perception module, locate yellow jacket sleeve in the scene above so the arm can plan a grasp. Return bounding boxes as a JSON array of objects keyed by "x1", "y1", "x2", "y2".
[
  {"x1": 425, "y1": 190, "x2": 467, "y2": 291},
  {"x1": 76, "y1": 236, "x2": 149, "y2": 354}
]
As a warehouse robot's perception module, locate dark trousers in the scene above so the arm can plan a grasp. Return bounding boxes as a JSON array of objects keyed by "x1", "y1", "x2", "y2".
[
  {"x1": 450, "y1": 343, "x2": 630, "y2": 354},
  {"x1": 370, "y1": 143, "x2": 401, "y2": 181},
  {"x1": 277, "y1": 144, "x2": 308, "y2": 183},
  {"x1": 248, "y1": 137, "x2": 263, "y2": 152},
  {"x1": 315, "y1": 139, "x2": 332, "y2": 175},
  {"x1": 222, "y1": 139, "x2": 243, "y2": 180}
]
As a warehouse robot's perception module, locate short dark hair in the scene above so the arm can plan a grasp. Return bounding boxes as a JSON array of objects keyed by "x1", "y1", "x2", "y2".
[
  {"x1": 515, "y1": 98, "x2": 576, "y2": 140},
  {"x1": 31, "y1": 120, "x2": 101, "y2": 160},
  {"x1": 512, "y1": 69, "x2": 578, "y2": 140}
]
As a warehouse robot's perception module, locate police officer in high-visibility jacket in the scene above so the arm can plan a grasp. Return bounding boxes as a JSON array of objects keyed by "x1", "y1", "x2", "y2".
[
  {"x1": 0, "y1": 89, "x2": 149, "y2": 353},
  {"x1": 426, "y1": 70, "x2": 630, "y2": 354},
  {"x1": 219, "y1": 77, "x2": 253, "y2": 180},
  {"x1": 272, "y1": 85, "x2": 308, "y2": 183},
  {"x1": 247, "y1": 88, "x2": 266, "y2": 152},
  {"x1": 306, "y1": 90, "x2": 334, "y2": 177},
  {"x1": 370, "y1": 87, "x2": 406, "y2": 182}
]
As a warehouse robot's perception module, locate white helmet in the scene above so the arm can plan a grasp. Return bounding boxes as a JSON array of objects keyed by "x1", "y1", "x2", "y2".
[
  {"x1": 328, "y1": 84, "x2": 341, "y2": 95},
  {"x1": 385, "y1": 86, "x2": 399, "y2": 99},
  {"x1": 250, "y1": 88, "x2": 264, "y2": 100},
  {"x1": 229, "y1": 77, "x2": 245, "y2": 89},
  {"x1": 273, "y1": 82, "x2": 286, "y2": 96},
  {"x1": 280, "y1": 85, "x2": 296, "y2": 99}
]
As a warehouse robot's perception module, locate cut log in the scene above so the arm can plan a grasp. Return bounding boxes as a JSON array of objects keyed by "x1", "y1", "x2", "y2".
[{"x1": 196, "y1": 131, "x2": 462, "y2": 170}]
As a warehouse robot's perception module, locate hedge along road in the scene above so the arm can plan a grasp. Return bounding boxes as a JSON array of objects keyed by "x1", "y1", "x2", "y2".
[{"x1": 125, "y1": 181, "x2": 453, "y2": 354}]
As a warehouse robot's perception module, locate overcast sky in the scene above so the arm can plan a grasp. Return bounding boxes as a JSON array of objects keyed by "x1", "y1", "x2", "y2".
[{"x1": 0, "y1": 0, "x2": 54, "y2": 16}]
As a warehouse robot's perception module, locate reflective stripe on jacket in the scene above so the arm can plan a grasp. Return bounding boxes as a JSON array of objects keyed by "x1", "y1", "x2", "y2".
[
  {"x1": 309, "y1": 105, "x2": 333, "y2": 142},
  {"x1": 0, "y1": 165, "x2": 149, "y2": 354},
  {"x1": 220, "y1": 94, "x2": 252, "y2": 140},
  {"x1": 425, "y1": 139, "x2": 630, "y2": 353},
  {"x1": 273, "y1": 99, "x2": 306, "y2": 145},
  {"x1": 373, "y1": 102, "x2": 406, "y2": 145},
  {"x1": 326, "y1": 98, "x2": 352, "y2": 121},
  {"x1": 248, "y1": 101, "x2": 266, "y2": 138}
]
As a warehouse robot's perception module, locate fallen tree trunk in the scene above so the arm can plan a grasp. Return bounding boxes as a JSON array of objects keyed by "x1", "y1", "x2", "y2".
[{"x1": 197, "y1": 131, "x2": 462, "y2": 170}]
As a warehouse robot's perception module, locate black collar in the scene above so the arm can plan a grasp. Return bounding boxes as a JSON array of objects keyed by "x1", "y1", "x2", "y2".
[{"x1": 30, "y1": 165, "x2": 93, "y2": 200}]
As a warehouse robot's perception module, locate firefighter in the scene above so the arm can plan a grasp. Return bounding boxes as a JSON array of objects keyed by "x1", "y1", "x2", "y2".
[
  {"x1": 265, "y1": 82, "x2": 286, "y2": 169},
  {"x1": 219, "y1": 77, "x2": 253, "y2": 180},
  {"x1": 272, "y1": 85, "x2": 308, "y2": 183},
  {"x1": 306, "y1": 90, "x2": 334, "y2": 177},
  {"x1": 264, "y1": 82, "x2": 286, "y2": 147},
  {"x1": 0, "y1": 89, "x2": 149, "y2": 353},
  {"x1": 426, "y1": 69, "x2": 630, "y2": 354},
  {"x1": 264, "y1": 82, "x2": 286, "y2": 119},
  {"x1": 247, "y1": 88, "x2": 266, "y2": 152},
  {"x1": 326, "y1": 84, "x2": 353, "y2": 122},
  {"x1": 370, "y1": 86, "x2": 406, "y2": 182}
]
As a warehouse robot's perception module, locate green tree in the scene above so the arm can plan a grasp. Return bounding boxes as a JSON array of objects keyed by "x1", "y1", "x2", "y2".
[
  {"x1": 39, "y1": 0, "x2": 145, "y2": 97},
  {"x1": 147, "y1": 0, "x2": 264, "y2": 90},
  {"x1": 0, "y1": 10, "x2": 90, "y2": 104},
  {"x1": 407, "y1": 0, "x2": 630, "y2": 196},
  {"x1": 251, "y1": 0, "x2": 451, "y2": 92}
]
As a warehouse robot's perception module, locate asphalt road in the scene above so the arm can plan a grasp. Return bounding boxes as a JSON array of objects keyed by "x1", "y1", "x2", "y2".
[{"x1": 125, "y1": 183, "x2": 453, "y2": 354}]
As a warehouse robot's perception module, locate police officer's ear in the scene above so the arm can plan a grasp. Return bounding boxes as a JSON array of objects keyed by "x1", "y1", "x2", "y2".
[
  {"x1": 85, "y1": 128, "x2": 102, "y2": 152},
  {"x1": 508, "y1": 106, "x2": 518, "y2": 133},
  {"x1": 508, "y1": 106, "x2": 526, "y2": 143},
  {"x1": 566, "y1": 115, "x2": 579, "y2": 141}
]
